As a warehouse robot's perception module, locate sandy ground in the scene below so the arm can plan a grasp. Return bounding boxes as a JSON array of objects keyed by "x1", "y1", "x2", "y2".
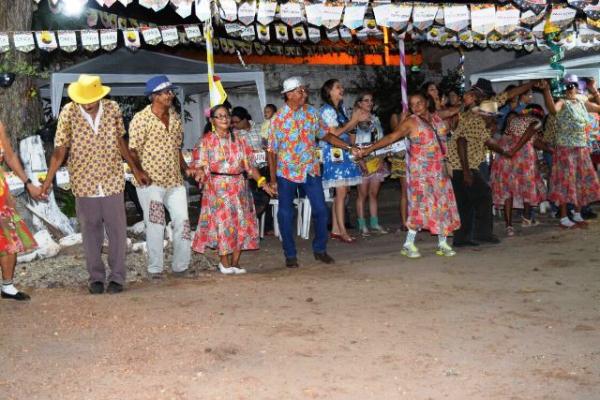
[{"x1": 1, "y1": 186, "x2": 600, "y2": 400}]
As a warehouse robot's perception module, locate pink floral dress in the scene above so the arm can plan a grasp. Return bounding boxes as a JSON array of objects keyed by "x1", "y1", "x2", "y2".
[
  {"x1": 491, "y1": 115, "x2": 547, "y2": 208},
  {"x1": 192, "y1": 132, "x2": 259, "y2": 256},
  {"x1": 406, "y1": 114, "x2": 460, "y2": 236}
]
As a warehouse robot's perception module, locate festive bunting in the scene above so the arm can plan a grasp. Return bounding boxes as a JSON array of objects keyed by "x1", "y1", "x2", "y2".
[
  {"x1": 161, "y1": 26, "x2": 180, "y2": 46},
  {"x1": 35, "y1": 31, "x2": 58, "y2": 52},
  {"x1": 141, "y1": 27, "x2": 162, "y2": 45},
  {"x1": 280, "y1": 2, "x2": 303, "y2": 27},
  {"x1": 195, "y1": 0, "x2": 211, "y2": 21},
  {"x1": 321, "y1": 4, "x2": 344, "y2": 30},
  {"x1": 123, "y1": 29, "x2": 141, "y2": 49},
  {"x1": 184, "y1": 25, "x2": 203, "y2": 42},
  {"x1": 343, "y1": 3, "x2": 367, "y2": 30},
  {"x1": 13, "y1": 32, "x2": 36, "y2": 53},
  {"x1": 237, "y1": 1, "x2": 257, "y2": 26},
  {"x1": 100, "y1": 29, "x2": 118, "y2": 51},
  {"x1": 57, "y1": 31, "x2": 77, "y2": 52}
]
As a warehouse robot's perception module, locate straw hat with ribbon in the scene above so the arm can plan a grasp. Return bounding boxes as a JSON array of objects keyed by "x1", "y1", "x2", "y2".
[{"x1": 67, "y1": 74, "x2": 111, "y2": 104}]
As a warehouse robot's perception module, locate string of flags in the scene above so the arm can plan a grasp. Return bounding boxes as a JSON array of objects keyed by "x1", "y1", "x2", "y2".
[{"x1": 15, "y1": 1, "x2": 600, "y2": 55}]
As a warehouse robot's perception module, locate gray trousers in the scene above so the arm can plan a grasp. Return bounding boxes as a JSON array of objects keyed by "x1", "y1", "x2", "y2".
[{"x1": 75, "y1": 193, "x2": 127, "y2": 285}]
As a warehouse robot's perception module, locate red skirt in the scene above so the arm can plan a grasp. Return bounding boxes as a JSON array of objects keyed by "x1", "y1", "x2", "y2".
[
  {"x1": 548, "y1": 146, "x2": 600, "y2": 206},
  {"x1": 0, "y1": 173, "x2": 37, "y2": 256}
]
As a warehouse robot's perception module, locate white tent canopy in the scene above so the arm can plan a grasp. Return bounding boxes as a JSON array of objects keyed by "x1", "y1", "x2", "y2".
[
  {"x1": 470, "y1": 49, "x2": 600, "y2": 84},
  {"x1": 47, "y1": 48, "x2": 266, "y2": 117}
]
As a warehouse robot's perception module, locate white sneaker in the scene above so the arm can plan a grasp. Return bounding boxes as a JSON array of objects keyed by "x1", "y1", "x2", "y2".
[
  {"x1": 370, "y1": 224, "x2": 388, "y2": 234},
  {"x1": 436, "y1": 242, "x2": 456, "y2": 257},
  {"x1": 218, "y1": 263, "x2": 235, "y2": 275},
  {"x1": 401, "y1": 243, "x2": 421, "y2": 258},
  {"x1": 231, "y1": 266, "x2": 247, "y2": 275}
]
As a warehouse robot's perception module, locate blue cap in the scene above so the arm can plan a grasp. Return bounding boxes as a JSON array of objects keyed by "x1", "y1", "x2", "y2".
[{"x1": 144, "y1": 75, "x2": 175, "y2": 96}]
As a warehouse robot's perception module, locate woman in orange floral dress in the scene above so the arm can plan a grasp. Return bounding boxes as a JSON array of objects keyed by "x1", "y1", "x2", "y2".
[
  {"x1": 0, "y1": 121, "x2": 46, "y2": 300},
  {"x1": 191, "y1": 105, "x2": 274, "y2": 275},
  {"x1": 363, "y1": 93, "x2": 460, "y2": 259}
]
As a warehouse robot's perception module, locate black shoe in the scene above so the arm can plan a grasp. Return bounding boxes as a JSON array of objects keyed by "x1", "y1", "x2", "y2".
[
  {"x1": 475, "y1": 235, "x2": 501, "y2": 244},
  {"x1": 453, "y1": 240, "x2": 480, "y2": 247},
  {"x1": 1, "y1": 291, "x2": 31, "y2": 301},
  {"x1": 106, "y1": 281, "x2": 123, "y2": 294},
  {"x1": 285, "y1": 257, "x2": 299, "y2": 268},
  {"x1": 314, "y1": 252, "x2": 335, "y2": 264},
  {"x1": 172, "y1": 269, "x2": 196, "y2": 278},
  {"x1": 88, "y1": 281, "x2": 104, "y2": 294}
]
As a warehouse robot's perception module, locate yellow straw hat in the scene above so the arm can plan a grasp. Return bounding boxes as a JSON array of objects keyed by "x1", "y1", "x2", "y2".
[{"x1": 67, "y1": 74, "x2": 111, "y2": 104}]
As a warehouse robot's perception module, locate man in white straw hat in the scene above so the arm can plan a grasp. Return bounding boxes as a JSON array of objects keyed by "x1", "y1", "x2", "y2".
[{"x1": 42, "y1": 74, "x2": 150, "y2": 294}]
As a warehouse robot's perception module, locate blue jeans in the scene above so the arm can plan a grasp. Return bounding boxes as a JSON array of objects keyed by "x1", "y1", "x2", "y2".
[{"x1": 277, "y1": 175, "x2": 329, "y2": 259}]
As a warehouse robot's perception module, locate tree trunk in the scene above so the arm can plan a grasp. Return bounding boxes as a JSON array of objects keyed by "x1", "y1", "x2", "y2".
[{"x1": 0, "y1": 0, "x2": 44, "y2": 147}]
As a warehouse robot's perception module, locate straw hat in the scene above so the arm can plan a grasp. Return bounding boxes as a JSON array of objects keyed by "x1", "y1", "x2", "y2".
[
  {"x1": 67, "y1": 74, "x2": 111, "y2": 104},
  {"x1": 472, "y1": 100, "x2": 500, "y2": 117}
]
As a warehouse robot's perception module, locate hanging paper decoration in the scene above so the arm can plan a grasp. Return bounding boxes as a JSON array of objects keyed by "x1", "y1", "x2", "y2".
[
  {"x1": 280, "y1": 2, "x2": 304, "y2": 27},
  {"x1": 86, "y1": 10, "x2": 99, "y2": 27},
  {"x1": 195, "y1": 0, "x2": 211, "y2": 21},
  {"x1": 172, "y1": 0, "x2": 193, "y2": 18},
  {"x1": 520, "y1": 9, "x2": 545, "y2": 26},
  {"x1": 292, "y1": 25, "x2": 307, "y2": 42},
  {"x1": 343, "y1": 3, "x2": 367, "y2": 30},
  {"x1": 470, "y1": 4, "x2": 495, "y2": 35},
  {"x1": 257, "y1": 24, "x2": 270, "y2": 42},
  {"x1": 218, "y1": 0, "x2": 238, "y2": 22},
  {"x1": 238, "y1": 1, "x2": 257, "y2": 26},
  {"x1": 184, "y1": 25, "x2": 203, "y2": 42},
  {"x1": 326, "y1": 28, "x2": 340, "y2": 42},
  {"x1": 254, "y1": 42, "x2": 266, "y2": 55},
  {"x1": 81, "y1": 30, "x2": 100, "y2": 51},
  {"x1": 472, "y1": 32, "x2": 487, "y2": 48},
  {"x1": 544, "y1": 14, "x2": 565, "y2": 96},
  {"x1": 225, "y1": 23, "x2": 244, "y2": 37},
  {"x1": 495, "y1": 4, "x2": 520, "y2": 35},
  {"x1": 576, "y1": 22, "x2": 597, "y2": 49},
  {"x1": 240, "y1": 25, "x2": 256, "y2": 41},
  {"x1": 458, "y1": 30, "x2": 474, "y2": 48},
  {"x1": 387, "y1": 3, "x2": 412, "y2": 32},
  {"x1": 444, "y1": 4, "x2": 470, "y2": 33},
  {"x1": 275, "y1": 23, "x2": 289, "y2": 43},
  {"x1": 117, "y1": 18, "x2": 127, "y2": 30},
  {"x1": 118, "y1": 0, "x2": 133, "y2": 5},
  {"x1": 123, "y1": 29, "x2": 141, "y2": 49},
  {"x1": 321, "y1": 4, "x2": 344, "y2": 30},
  {"x1": 435, "y1": 6, "x2": 445, "y2": 26},
  {"x1": 138, "y1": 0, "x2": 169, "y2": 12},
  {"x1": 513, "y1": 0, "x2": 546, "y2": 15},
  {"x1": 57, "y1": 31, "x2": 77, "y2": 53},
  {"x1": 308, "y1": 26, "x2": 321, "y2": 43},
  {"x1": 100, "y1": 0, "x2": 118, "y2": 6},
  {"x1": 141, "y1": 27, "x2": 162, "y2": 45},
  {"x1": 584, "y1": 5, "x2": 600, "y2": 21},
  {"x1": 0, "y1": 34, "x2": 9, "y2": 53},
  {"x1": 339, "y1": 27, "x2": 353, "y2": 42},
  {"x1": 257, "y1": 0, "x2": 277, "y2": 25},
  {"x1": 567, "y1": 0, "x2": 594, "y2": 11},
  {"x1": 204, "y1": 24, "x2": 228, "y2": 107},
  {"x1": 100, "y1": 11, "x2": 118, "y2": 28},
  {"x1": 100, "y1": 29, "x2": 118, "y2": 51},
  {"x1": 548, "y1": 4, "x2": 577, "y2": 30},
  {"x1": 35, "y1": 31, "x2": 58, "y2": 52},
  {"x1": 412, "y1": 3, "x2": 438, "y2": 32},
  {"x1": 304, "y1": 2, "x2": 324, "y2": 27},
  {"x1": 161, "y1": 26, "x2": 180, "y2": 46}
]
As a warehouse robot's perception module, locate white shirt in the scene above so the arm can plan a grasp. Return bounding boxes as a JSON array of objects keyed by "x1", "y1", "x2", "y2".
[{"x1": 79, "y1": 102, "x2": 106, "y2": 197}]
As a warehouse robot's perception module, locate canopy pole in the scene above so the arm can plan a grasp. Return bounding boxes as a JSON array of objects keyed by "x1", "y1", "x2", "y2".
[{"x1": 398, "y1": 38, "x2": 408, "y2": 113}]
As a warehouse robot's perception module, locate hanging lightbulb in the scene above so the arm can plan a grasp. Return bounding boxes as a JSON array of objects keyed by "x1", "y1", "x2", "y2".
[{"x1": 62, "y1": 0, "x2": 86, "y2": 17}]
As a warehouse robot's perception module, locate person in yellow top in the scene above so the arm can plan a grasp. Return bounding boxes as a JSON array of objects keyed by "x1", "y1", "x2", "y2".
[
  {"x1": 42, "y1": 75, "x2": 149, "y2": 295},
  {"x1": 128, "y1": 75, "x2": 193, "y2": 279}
]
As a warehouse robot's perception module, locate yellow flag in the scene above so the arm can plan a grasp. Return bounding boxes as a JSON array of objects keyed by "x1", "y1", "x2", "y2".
[{"x1": 204, "y1": 24, "x2": 227, "y2": 107}]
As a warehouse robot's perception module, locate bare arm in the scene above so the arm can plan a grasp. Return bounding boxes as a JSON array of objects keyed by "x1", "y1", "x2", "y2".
[
  {"x1": 584, "y1": 100, "x2": 600, "y2": 114},
  {"x1": 541, "y1": 84, "x2": 559, "y2": 115},
  {"x1": 123, "y1": 145, "x2": 152, "y2": 186},
  {"x1": 267, "y1": 150, "x2": 277, "y2": 185},
  {"x1": 363, "y1": 119, "x2": 413, "y2": 155},
  {"x1": 40, "y1": 146, "x2": 68, "y2": 195},
  {"x1": 437, "y1": 105, "x2": 461, "y2": 120},
  {"x1": 485, "y1": 138, "x2": 509, "y2": 156},
  {"x1": 503, "y1": 81, "x2": 535, "y2": 102},
  {"x1": 508, "y1": 122, "x2": 539, "y2": 155}
]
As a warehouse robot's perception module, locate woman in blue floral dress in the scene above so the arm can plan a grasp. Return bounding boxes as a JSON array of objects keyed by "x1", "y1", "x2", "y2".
[{"x1": 319, "y1": 79, "x2": 369, "y2": 243}]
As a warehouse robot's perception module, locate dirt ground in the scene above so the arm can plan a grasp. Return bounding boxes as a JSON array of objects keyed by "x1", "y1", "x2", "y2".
[{"x1": 1, "y1": 186, "x2": 600, "y2": 400}]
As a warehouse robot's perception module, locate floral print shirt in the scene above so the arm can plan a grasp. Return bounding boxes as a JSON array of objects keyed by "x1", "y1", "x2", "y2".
[
  {"x1": 267, "y1": 103, "x2": 327, "y2": 183},
  {"x1": 556, "y1": 99, "x2": 589, "y2": 148}
]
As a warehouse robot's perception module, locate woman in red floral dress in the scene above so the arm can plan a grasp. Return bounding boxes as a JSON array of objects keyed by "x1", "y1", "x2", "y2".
[
  {"x1": 191, "y1": 105, "x2": 274, "y2": 274},
  {"x1": 491, "y1": 104, "x2": 550, "y2": 236},
  {"x1": 0, "y1": 120, "x2": 46, "y2": 300},
  {"x1": 363, "y1": 93, "x2": 461, "y2": 258}
]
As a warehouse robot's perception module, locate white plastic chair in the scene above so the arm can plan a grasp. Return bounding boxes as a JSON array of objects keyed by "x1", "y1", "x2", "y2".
[
  {"x1": 269, "y1": 198, "x2": 304, "y2": 240},
  {"x1": 298, "y1": 189, "x2": 334, "y2": 240}
]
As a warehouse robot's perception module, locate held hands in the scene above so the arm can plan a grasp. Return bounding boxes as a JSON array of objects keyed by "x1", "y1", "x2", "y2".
[
  {"x1": 194, "y1": 168, "x2": 207, "y2": 184},
  {"x1": 587, "y1": 77, "x2": 598, "y2": 94},
  {"x1": 350, "y1": 146, "x2": 365, "y2": 159},
  {"x1": 26, "y1": 183, "x2": 48, "y2": 201},
  {"x1": 266, "y1": 181, "x2": 277, "y2": 197},
  {"x1": 351, "y1": 107, "x2": 371, "y2": 124},
  {"x1": 134, "y1": 169, "x2": 152, "y2": 186},
  {"x1": 534, "y1": 80, "x2": 549, "y2": 90}
]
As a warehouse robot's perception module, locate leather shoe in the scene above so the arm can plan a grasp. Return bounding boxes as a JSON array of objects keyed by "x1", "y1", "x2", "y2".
[
  {"x1": 453, "y1": 240, "x2": 480, "y2": 247},
  {"x1": 1, "y1": 291, "x2": 31, "y2": 301},
  {"x1": 314, "y1": 252, "x2": 335, "y2": 264},
  {"x1": 475, "y1": 235, "x2": 500, "y2": 244},
  {"x1": 88, "y1": 281, "x2": 104, "y2": 294},
  {"x1": 285, "y1": 257, "x2": 299, "y2": 268},
  {"x1": 106, "y1": 281, "x2": 123, "y2": 294}
]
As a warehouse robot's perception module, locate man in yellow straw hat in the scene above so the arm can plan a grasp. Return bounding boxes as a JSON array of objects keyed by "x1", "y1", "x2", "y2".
[{"x1": 42, "y1": 74, "x2": 150, "y2": 294}]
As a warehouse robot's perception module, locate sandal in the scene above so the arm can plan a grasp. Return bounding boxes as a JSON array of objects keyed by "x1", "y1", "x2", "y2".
[
  {"x1": 521, "y1": 217, "x2": 539, "y2": 227},
  {"x1": 339, "y1": 234, "x2": 356, "y2": 243},
  {"x1": 505, "y1": 226, "x2": 515, "y2": 237}
]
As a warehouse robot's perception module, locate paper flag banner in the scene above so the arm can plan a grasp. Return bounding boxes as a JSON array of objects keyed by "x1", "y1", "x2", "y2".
[
  {"x1": 584, "y1": 5, "x2": 600, "y2": 20},
  {"x1": 219, "y1": 0, "x2": 238, "y2": 22},
  {"x1": 0, "y1": 34, "x2": 9, "y2": 53},
  {"x1": 321, "y1": 5, "x2": 344, "y2": 29},
  {"x1": 280, "y1": 2, "x2": 304, "y2": 27},
  {"x1": 520, "y1": 9, "x2": 545, "y2": 26},
  {"x1": 326, "y1": 28, "x2": 340, "y2": 42},
  {"x1": 387, "y1": 3, "x2": 413, "y2": 31},
  {"x1": 184, "y1": 25, "x2": 203, "y2": 42},
  {"x1": 139, "y1": 0, "x2": 169, "y2": 12},
  {"x1": 225, "y1": 23, "x2": 244, "y2": 37},
  {"x1": 513, "y1": 0, "x2": 546, "y2": 14},
  {"x1": 305, "y1": 3, "x2": 323, "y2": 26},
  {"x1": 141, "y1": 27, "x2": 162, "y2": 45},
  {"x1": 238, "y1": 1, "x2": 257, "y2": 26},
  {"x1": 495, "y1": 5, "x2": 520, "y2": 35},
  {"x1": 100, "y1": 29, "x2": 118, "y2": 51},
  {"x1": 435, "y1": 6, "x2": 445, "y2": 25},
  {"x1": 257, "y1": 24, "x2": 270, "y2": 42},
  {"x1": 241, "y1": 25, "x2": 256, "y2": 41},
  {"x1": 549, "y1": 5, "x2": 577, "y2": 29},
  {"x1": 81, "y1": 30, "x2": 100, "y2": 51},
  {"x1": 13, "y1": 32, "x2": 35, "y2": 53},
  {"x1": 292, "y1": 25, "x2": 307, "y2": 42},
  {"x1": 444, "y1": 4, "x2": 470, "y2": 33},
  {"x1": 257, "y1": 0, "x2": 277, "y2": 25},
  {"x1": 123, "y1": 29, "x2": 141, "y2": 49},
  {"x1": 308, "y1": 26, "x2": 321, "y2": 43},
  {"x1": 118, "y1": 0, "x2": 133, "y2": 5},
  {"x1": 412, "y1": 4, "x2": 438, "y2": 31},
  {"x1": 275, "y1": 24, "x2": 289, "y2": 42},
  {"x1": 161, "y1": 27, "x2": 179, "y2": 46},
  {"x1": 35, "y1": 31, "x2": 58, "y2": 51},
  {"x1": 343, "y1": 4, "x2": 367, "y2": 30},
  {"x1": 470, "y1": 4, "x2": 495, "y2": 35},
  {"x1": 100, "y1": 11, "x2": 118, "y2": 28},
  {"x1": 195, "y1": 0, "x2": 211, "y2": 21},
  {"x1": 57, "y1": 31, "x2": 77, "y2": 52},
  {"x1": 254, "y1": 42, "x2": 266, "y2": 55},
  {"x1": 339, "y1": 27, "x2": 353, "y2": 42},
  {"x1": 173, "y1": 0, "x2": 193, "y2": 18}
]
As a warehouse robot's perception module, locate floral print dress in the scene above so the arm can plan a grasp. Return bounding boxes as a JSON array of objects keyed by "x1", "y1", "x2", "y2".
[
  {"x1": 192, "y1": 132, "x2": 259, "y2": 256},
  {"x1": 0, "y1": 147, "x2": 37, "y2": 256},
  {"x1": 491, "y1": 115, "x2": 547, "y2": 208},
  {"x1": 406, "y1": 114, "x2": 460, "y2": 236}
]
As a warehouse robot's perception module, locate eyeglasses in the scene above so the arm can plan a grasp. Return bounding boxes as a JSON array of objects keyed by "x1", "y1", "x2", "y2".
[
  {"x1": 565, "y1": 83, "x2": 578, "y2": 90},
  {"x1": 293, "y1": 86, "x2": 308, "y2": 93},
  {"x1": 213, "y1": 114, "x2": 231, "y2": 120}
]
